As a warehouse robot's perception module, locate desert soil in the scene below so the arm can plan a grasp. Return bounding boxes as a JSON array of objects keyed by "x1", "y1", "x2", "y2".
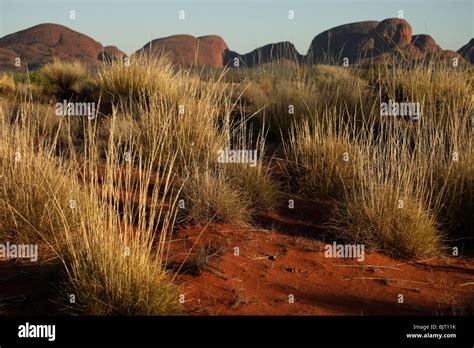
[{"x1": 1, "y1": 196, "x2": 472, "y2": 315}]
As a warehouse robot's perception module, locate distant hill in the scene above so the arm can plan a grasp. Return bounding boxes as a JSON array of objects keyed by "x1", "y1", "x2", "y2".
[
  {"x1": 136, "y1": 34, "x2": 229, "y2": 68},
  {"x1": 224, "y1": 42, "x2": 303, "y2": 68},
  {"x1": 306, "y1": 18, "x2": 466, "y2": 65},
  {"x1": 458, "y1": 39, "x2": 474, "y2": 63},
  {"x1": 0, "y1": 23, "x2": 125, "y2": 70},
  {"x1": 0, "y1": 20, "x2": 470, "y2": 71}
]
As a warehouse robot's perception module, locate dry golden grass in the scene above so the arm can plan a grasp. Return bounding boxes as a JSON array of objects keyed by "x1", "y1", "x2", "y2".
[
  {"x1": 41, "y1": 59, "x2": 88, "y2": 98},
  {"x1": 98, "y1": 56, "x2": 229, "y2": 168},
  {"x1": 97, "y1": 54, "x2": 177, "y2": 102},
  {"x1": 0, "y1": 73, "x2": 15, "y2": 95},
  {"x1": 182, "y1": 166, "x2": 251, "y2": 225},
  {"x1": 230, "y1": 63, "x2": 374, "y2": 140},
  {"x1": 0, "y1": 106, "x2": 84, "y2": 246},
  {"x1": 285, "y1": 118, "x2": 445, "y2": 258},
  {"x1": 367, "y1": 61, "x2": 472, "y2": 124},
  {"x1": 96, "y1": 56, "x2": 278, "y2": 224},
  {"x1": 57, "y1": 116, "x2": 182, "y2": 315},
  {"x1": 0, "y1": 89, "x2": 182, "y2": 315},
  {"x1": 337, "y1": 125, "x2": 444, "y2": 258},
  {"x1": 0, "y1": 98, "x2": 81, "y2": 149},
  {"x1": 221, "y1": 122, "x2": 280, "y2": 212},
  {"x1": 335, "y1": 185, "x2": 441, "y2": 258},
  {"x1": 284, "y1": 116, "x2": 355, "y2": 200},
  {"x1": 225, "y1": 164, "x2": 280, "y2": 212},
  {"x1": 283, "y1": 61, "x2": 472, "y2": 258}
]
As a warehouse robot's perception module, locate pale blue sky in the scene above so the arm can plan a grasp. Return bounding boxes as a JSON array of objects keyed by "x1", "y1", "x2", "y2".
[{"x1": 1, "y1": 0, "x2": 472, "y2": 55}]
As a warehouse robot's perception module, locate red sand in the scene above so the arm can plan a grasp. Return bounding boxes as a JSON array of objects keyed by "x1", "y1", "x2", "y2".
[
  {"x1": 171, "y1": 222, "x2": 474, "y2": 315},
  {"x1": 1, "y1": 196, "x2": 472, "y2": 315}
]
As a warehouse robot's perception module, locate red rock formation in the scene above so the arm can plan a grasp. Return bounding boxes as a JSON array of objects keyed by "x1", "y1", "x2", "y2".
[
  {"x1": 233, "y1": 42, "x2": 302, "y2": 67},
  {"x1": 411, "y1": 34, "x2": 441, "y2": 54},
  {"x1": 393, "y1": 44, "x2": 423, "y2": 61},
  {"x1": 307, "y1": 20, "x2": 379, "y2": 63},
  {"x1": 98, "y1": 45, "x2": 126, "y2": 62},
  {"x1": 458, "y1": 39, "x2": 474, "y2": 63},
  {"x1": 373, "y1": 18, "x2": 412, "y2": 53},
  {"x1": 136, "y1": 34, "x2": 229, "y2": 68},
  {"x1": 1, "y1": 20, "x2": 470, "y2": 70},
  {"x1": 0, "y1": 47, "x2": 17, "y2": 68},
  {"x1": 307, "y1": 18, "x2": 469, "y2": 66},
  {"x1": 0, "y1": 23, "x2": 125, "y2": 70}
]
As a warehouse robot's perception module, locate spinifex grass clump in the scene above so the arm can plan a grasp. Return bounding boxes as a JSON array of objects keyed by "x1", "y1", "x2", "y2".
[
  {"x1": 97, "y1": 54, "x2": 178, "y2": 106},
  {"x1": 370, "y1": 61, "x2": 474, "y2": 242},
  {"x1": 0, "y1": 73, "x2": 15, "y2": 95},
  {"x1": 336, "y1": 185, "x2": 441, "y2": 259},
  {"x1": 0, "y1": 107, "x2": 83, "y2": 246},
  {"x1": 98, "y1": 56, "x2": 230, "y2": 170},
  {"x1": 182, "y1": 122, "x2": 280, "y2": 224},
  {"x1": 284, "y1": 113, "x2": 356, "y2": 200},
  {"x1": 1, "y1": 90, "x2": 183, "y2": 314},
  {"x1": 284, "y1": 111, "x2": 444, "y2": 258},
  {"x1": 99, "y1": 68, "x2": 252, "y2": 225},
  {"x1": 332, "y1": 126, "x2": 443, "y2": 258},
  {"x1": 232, "y1": 63, "x2": 373, "y2": 141},
  {"x1": 221, "y1": 122, "x2": 280, "y2": 212},
  {"x1": 98, "y1": 57, "x2": 279, "y2": 225},
  {"x1": 225, "y1": 164, "x2": 280, "y2": 212},
  {"x1": 183, "y1": 165, "x2": 251, "y2": 225},
  {"x1": 41, "y1": 59, "x2": 88, "y2": 99},
  {"x1": 58, "y1": 116, "x2": 182, "y2": 315},
  {"x1": 366, "y1": 60, "x2": 472, "y2": 123},
  {"x1": 1, "y1": 97, "x2": 83, "y2": 151},
  {"x1": 441, "y1": 151, "x2": 474, "y2": 238},
  {"x1": 283, "y1": 60, "x2": 473, "y2": 258},
  {"x1": 422, "y1": 105, "x2": 473, "y2": 241},
  {"x1": 305, "y1": 64, "x2": 373, "y2": 116}
]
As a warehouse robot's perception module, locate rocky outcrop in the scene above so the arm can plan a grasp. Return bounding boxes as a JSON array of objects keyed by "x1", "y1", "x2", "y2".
[
  {"x1": 307, "y1": 18, "x2": 470, "y2": 66},
  {"x1": 0, "y1": 23, "x2": 125, "y2": 70},
  {"x1": 98, "y1": 45, "x2": 126, "y2": 63},
  {"x1": 411, "y1": 34, "x2": 441, "y2": 53},
  {"x1": 307, "y1": 20, "x2": 379, "y2": 63},
  {"x1": 458, "y1": 39, "x2": 474, "y2": 63},
  {"x1": 307, "y1": 18, "x2": 416, "y2": 63},
  {"x1": 373, "y1": 18, "x2": 412, "y2": 53},
  {"x1": 227, "y1": 42, "x2": 302, "y2": 67},
  {"x1": 136, "y1": 34, "x2": 229, "y2": 68},
  {"x1": 1, "y1": 20, "x2": 471, "y2": 70}
]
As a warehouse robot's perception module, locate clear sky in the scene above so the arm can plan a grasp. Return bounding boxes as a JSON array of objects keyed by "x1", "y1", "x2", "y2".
[{"x1": 1, "y1": 0, "x2": 472, "y2": 55}]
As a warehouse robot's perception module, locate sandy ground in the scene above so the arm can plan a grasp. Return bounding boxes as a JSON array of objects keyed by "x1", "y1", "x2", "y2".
[{"x1": 1, "y1": 195, "x2": 472, "y2": 316}]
